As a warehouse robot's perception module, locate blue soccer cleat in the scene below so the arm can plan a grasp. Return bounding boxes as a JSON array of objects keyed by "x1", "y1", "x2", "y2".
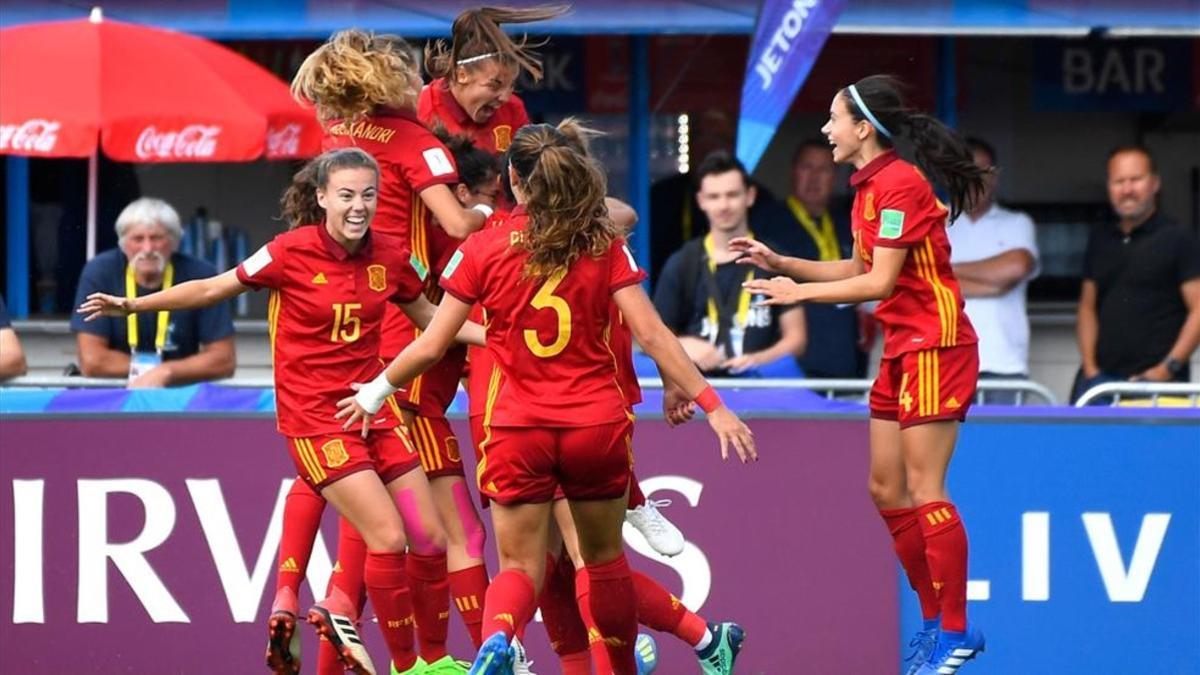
[
  {"x1": 635, "y1": 632, "x2": 659, "y2": 674},
  {"x1": 914, "y1": 624, "x2": 985, "y2": 675},
  {"x1": 468, "y1": 631, "x2": 514, "y2": 675},
  {"x1": 697, "y1": 622, "x2": 745, "y2": 675},
  {"x1": 904, "y1": 618, "x2": 940, "y2": 675}
]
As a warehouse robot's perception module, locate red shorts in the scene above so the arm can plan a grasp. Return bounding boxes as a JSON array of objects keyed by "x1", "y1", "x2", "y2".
[
  {"x1": 477, "y1": 420, "x2": 634, "y2": 506},
  {"x1": 870, "y1": 344, "x2": 979, "y2": 429},
  {"x1": 287, "y1": 426, "x2": 422, "y2": 491},
  {"x1": 409, "y1": 415, "x2": 465, "y2": 479}
]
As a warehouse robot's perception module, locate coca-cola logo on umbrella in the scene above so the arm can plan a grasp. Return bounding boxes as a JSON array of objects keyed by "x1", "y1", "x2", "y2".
[
  {"x1": 0, "y1": 119, "x2": 61, "y2": 153},
  {"x1": 266, "y1": 123, "x2": 302, "y2": 157},
  {"x1": 135, "y1": 125, "x2": 221, "y2": 159}
]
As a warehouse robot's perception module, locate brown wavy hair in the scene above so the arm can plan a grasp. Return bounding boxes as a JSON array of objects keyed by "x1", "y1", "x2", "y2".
[
  {"x1": 507, "y1": 119, "x2": 616, "y2": 277},
  {"x1": 279, "y1": 148, "x2": 379, "y2": 228},
  {"x1": 425, "y1": 5, "x2": 569, "y2": 81},
  {"x1": 291, "y1": 30, "x2": 423, "y2": 124}
]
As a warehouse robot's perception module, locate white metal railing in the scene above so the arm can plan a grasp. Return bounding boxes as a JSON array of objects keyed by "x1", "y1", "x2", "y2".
[
  {"x1": 636, "y1": 377, "x2": 1057, "y2": 405},
  {"x1": 1, "y1": 375, "x2": 1059, "y2": 405},
  {"x1": 1074, "y1": 382, "x2": 1200, "y2": 408}
]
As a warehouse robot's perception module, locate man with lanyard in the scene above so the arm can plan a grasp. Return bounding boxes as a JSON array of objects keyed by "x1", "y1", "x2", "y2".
[
  {"x1": 653, "y1": 151, "x2": 806, "y2": 377},
  {"x1": 71, "y1": 197, "x2": 235, "y2": 387},
  {"x1": 762, "y1": 139, "x2": 868, "y2": 379}
]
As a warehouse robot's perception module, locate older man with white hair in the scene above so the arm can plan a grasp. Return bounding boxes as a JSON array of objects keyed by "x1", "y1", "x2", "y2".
[{"x1": 71, "y1": 197, "x2": 235, "y2": 387}]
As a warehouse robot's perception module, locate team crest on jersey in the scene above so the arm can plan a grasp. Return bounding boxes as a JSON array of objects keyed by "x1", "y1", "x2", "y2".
[
  {"x1": 863, "y1": 193, "x2": 877, "y2": 221},
  {"x1": 445, "y1": 436, "x2": 461, "y2": 463},
  {"x1": 492, "y1": 125, "x2": 513, "y2": 151},
  {"x1": 367, "y1": 264, "x2": 387, "y2": 292},
  {"x1": 321, "y1": 439, "x2": 350, "y2": 468}
]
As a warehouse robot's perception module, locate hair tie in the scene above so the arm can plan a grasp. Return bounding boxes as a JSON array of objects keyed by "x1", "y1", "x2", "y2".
[
  {"x1": 848, "y1": 84, "x2": 893, "y2": 140},
  {"x1": 456, "y1": 52, "x2": 498, "y2": 66}
]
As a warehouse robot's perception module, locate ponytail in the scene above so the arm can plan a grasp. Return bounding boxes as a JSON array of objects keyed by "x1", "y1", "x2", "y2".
[
  {"x1": 425, "y1": 5, "x2": 568, "y2": 81},
  {"x1": 842, "y1": 74, "x2": 988, "y2": 222}
]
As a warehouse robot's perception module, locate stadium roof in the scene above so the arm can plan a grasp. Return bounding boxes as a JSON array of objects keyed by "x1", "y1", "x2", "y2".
[{"x1": 1, "y1": 0, "x2": 1198, "y2": 39}]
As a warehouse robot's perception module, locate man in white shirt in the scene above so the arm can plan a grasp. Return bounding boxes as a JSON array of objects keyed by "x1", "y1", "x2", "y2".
[{"x1": 948, "y1": 137, "x2": 1039, "y2": 403}]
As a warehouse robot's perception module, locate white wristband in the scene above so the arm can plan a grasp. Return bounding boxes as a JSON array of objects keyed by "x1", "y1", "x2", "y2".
[
  {"x1": 471, "y1": 203, "x2": 494, "y2": 218},
  {"x1": 355, "y1": 371, "x2": 399, "y2": 415}
]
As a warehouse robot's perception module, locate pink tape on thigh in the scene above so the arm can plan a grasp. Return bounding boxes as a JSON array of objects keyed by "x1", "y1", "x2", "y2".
[
  {"x1": 394, "y1": 490, "x2": 441, "y2": 556},
  {"x1": 452, "y1": 481, "x2": 487, "y2": 559}
]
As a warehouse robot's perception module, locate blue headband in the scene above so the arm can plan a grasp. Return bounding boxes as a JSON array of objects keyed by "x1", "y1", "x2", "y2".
[{"x1": 848, "y1": 84, "x2": 892, "y2": 140}]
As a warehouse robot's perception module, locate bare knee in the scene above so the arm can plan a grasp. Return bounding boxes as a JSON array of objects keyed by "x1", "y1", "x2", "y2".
[
  {"x1": 868, "y1": 474, "x2": 908, "y2": 509},
  {"x1": 576, "y1": 535, "x2": 625, "y2": 566},
  {"x1": 364, "y1": 522, "x2": 408, "y2": 553}
]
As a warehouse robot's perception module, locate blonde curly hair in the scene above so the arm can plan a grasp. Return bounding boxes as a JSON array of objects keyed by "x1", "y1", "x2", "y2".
[{"x1": 292, "y1": 30, "x2": 423, "y2": 124}]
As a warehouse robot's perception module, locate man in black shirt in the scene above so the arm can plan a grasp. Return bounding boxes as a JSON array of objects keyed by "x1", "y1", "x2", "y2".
[
  {"x1": 653, "y1": 152, "x2": 806, "y2": 377},
  {"x1": 1074, "y1": 146, "x2": 1200, "y2": 402},
  {"x1": 71, "y1": 198, "x2": 236, "y2": 387}
]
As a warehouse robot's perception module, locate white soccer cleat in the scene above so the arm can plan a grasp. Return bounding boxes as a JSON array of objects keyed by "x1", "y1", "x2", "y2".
[
  {"x1": 510, "y1": 636, "x2": 538, "y2": 675},
  {"x1": 626, "y1": 499, "x2": 685, "y2": 556}
]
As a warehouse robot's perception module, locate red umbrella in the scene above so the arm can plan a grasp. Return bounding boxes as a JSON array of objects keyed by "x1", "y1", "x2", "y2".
[{"x1": 0, "y1": 8, "x2": 323, "y2": 257}]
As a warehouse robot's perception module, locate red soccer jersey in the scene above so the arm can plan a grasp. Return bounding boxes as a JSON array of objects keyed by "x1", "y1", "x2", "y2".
[
  {"x1": 465, "y1": 209, "x2": 514, "y2": 419},
  {"x1": 417, "y1": 79, "x2": 530, "y2": 156},
  {"x1": 235, "y1": 226, "x2": 424, "y2": 436},
  {"x1": 324, "y1": 109, "x2": 468, "y2": 414},
  {"x1": 441, "y1": 207, "x2": 646, "y2": 427},
  {"x1": 607, "y1": 307, "x2": 642, "y2": 406},
  {"x1": 850, "y1": 151, "x2": 978, "y2": 358}
]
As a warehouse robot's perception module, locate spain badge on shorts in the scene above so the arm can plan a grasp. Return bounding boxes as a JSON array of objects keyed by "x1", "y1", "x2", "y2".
[
  {"x1": 493, "y1": 125, "x2": 513, "y2": 152},
  {"x1": 367, "y1": 264, "x2": 387, "y2": 292},
  {"x1": 321, "y1": 439, "x2": 350, "y2": 468}
]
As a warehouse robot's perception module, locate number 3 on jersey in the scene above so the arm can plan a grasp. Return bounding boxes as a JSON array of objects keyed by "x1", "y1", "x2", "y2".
[
  {"x1": 524, "y1": 270, "x2": 571, "y2": 358},
  {"x1": 331, "y1": 302, "x2": 362, "y2": 343}
]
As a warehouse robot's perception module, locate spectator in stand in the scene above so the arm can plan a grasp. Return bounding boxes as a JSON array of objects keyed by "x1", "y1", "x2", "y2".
[
  {"x1": 70, "y1": 197, "x2": 235, "y2": 387},
  {"x1": 1073, "y1": 145, "x2": 1200, "y2": 403},
  {"x1": 948, "y1": 137, "x2": 1040, "y2": 403},
  {"x1": 773, "y1": 138, "x2": 867, "y2": 378},
  {"x1": 653, "y1": 151, "x2": 806, "y2": 378},
  {"x1": 0, "y1": 296, "x2": 29, "y2": 380}
]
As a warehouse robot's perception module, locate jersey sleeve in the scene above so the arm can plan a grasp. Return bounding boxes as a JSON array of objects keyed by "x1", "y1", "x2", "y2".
[
  {"x1": 1009, "y1": 211, "x2": 1041, "y2": 279},
  {"x1": 1174, "y1": 226, "x2": 1200, "y2": 283},
  {"x1": 873, "y1": 178, "x2": 943, "y2": 249},
  {"x1": 400, "y1": 132, "x2": 459, "y2": 193},
  {"x1": 236, "y1": 237, "x2": 287, "y2": 290},
  {"x1": 608, "y1": 239, "x2": 648, "y2": 293},
  {"x1": 69, "y1": 257, "x2": 113, "y2": 337},
  {"x1": 439, "y1": 238, "x2": 482, "y2": 304},
  {"x1": 391, "y1": 248, "x2": 427, "y2": 305}
]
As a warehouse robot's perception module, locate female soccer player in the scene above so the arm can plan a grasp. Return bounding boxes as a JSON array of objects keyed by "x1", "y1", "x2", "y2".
[
  {"x1": 290, "y1": 30, "x2": 493, "y2": 673},
  {"x1": 419, "y1": 6, "x2": 564, "y2": 156},
  {"x1": 78, "y1": 148, "x2": 485, "y2": 675},
  {"x1": 337, "y1": 121, "x2": 756, "y2": 675},
  {"x1": 731, "y1": 75, "x2": 988, "y2": 675}
]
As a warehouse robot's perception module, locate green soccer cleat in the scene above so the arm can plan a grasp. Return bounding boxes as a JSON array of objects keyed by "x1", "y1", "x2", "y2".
[
  {"x1": 390, "y1": 656, "x2": 426, "y2": 675},
  {"x1": 697, "y1": 622, "x2": 745, "y2": 675},
  {"x1": 423, "y1": 655, "x2": 472, "y2": 674}
]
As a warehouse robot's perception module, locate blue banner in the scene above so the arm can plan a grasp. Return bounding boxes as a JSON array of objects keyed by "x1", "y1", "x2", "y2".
[
  {"x1": 899, "y1": 419, "x2": 1200, "y2": 673},
  {"x1": 736, "y1": 0, "x2": 846, "y2": 173}
]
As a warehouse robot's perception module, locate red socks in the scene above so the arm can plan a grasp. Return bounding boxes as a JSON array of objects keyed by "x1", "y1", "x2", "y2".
[
  {"x1": 538, "y1": 554, "x2": 591, "y2": 662},
  {"x1": 578, "y1": 555, "x2": 638, "y2": 675},
  {"x1": 631, "y1": 570, "x2": 707, "y2": 646},
  {"x1": 627, "y1": 474, "x2": 646, "y2": 509},
  {"x1": 276, "y1": 478, "x2": 324, "y2": 596},
  {"x1": 448, "y1": 563, "x2": 489, "y2": 649},
  {"x1": 363, "y1": 551, "x2": 417, "y2": 672},
  {"x1": 880, "y1": 507, "x2": 941, "y2": 622},
  {"x1": 917, "y1": 501, "x2": 969, "y2": 632},
  {"x1": 480, "y1": 569, "x2": 537, "y2": 642},
  {"x1": 406, "y1": 552, "x2": 451, "y2": 663}
]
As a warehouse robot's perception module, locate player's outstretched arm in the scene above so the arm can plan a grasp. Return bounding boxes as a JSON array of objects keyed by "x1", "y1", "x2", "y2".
[
  {"x1": 76, "y1": 269, "x2": 247, "y2": 321},
  {"x1": 729, "y1": 237, "x2": 859, "y2": 282},
  {"x1": 613, "y1": 284, "x2": 757, "y2": 463},
  {"x1": 420, "y1": 184, "x2": 488, "y2": 239},
  {"x1": 337, "y1": 295, "x2": 473, "y2": 436},
  {"x1": 745, "y1": 245, "x2": 906, "y2": 307},
  {"x1": 397, "y1": 294, "x2": 486, "y2": 347}
]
